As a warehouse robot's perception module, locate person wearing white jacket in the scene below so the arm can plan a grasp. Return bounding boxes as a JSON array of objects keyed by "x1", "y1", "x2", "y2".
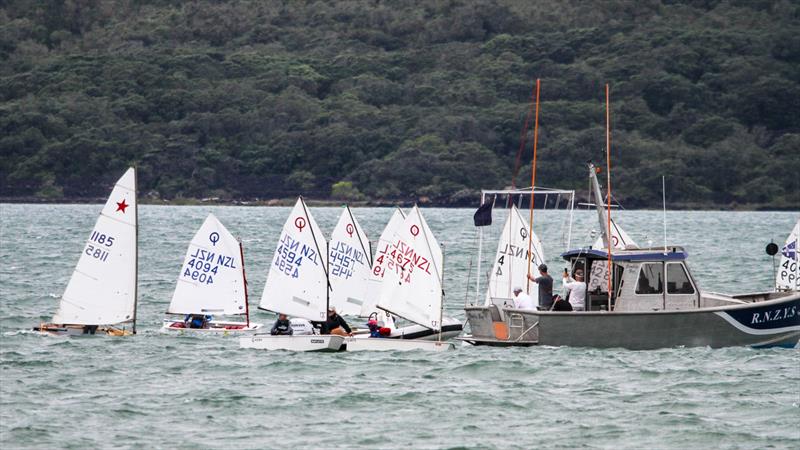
[{"x1": 562, "y1": 269, "x2": 587, "y2": 311}]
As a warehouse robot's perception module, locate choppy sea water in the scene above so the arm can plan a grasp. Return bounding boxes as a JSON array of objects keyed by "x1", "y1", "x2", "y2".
[{"x1": 1, "y1": 204, "x2": 798, "y2": 449}]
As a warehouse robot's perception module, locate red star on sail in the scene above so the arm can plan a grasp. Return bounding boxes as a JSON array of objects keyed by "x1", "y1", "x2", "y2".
[{"x1": 116, "y1": 199, "x2": 129, "y2": 213}]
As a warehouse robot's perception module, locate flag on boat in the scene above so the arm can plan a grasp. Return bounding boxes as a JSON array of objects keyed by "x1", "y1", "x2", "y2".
[{"x1": 473, "y1": 198, "x2": 494, "y2": 227}]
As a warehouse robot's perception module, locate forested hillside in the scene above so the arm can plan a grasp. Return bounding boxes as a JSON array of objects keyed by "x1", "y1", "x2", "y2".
[{"x1": 1, "y1": 0, "x2": 798, "y2": 208}]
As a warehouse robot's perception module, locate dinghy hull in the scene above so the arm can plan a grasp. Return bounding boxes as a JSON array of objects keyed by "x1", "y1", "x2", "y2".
[
  {"x1": 239, "y1": 334, "x2": 345, "y2": 352},
  {"x1": 161, "y1": 320, "x2": 263, "y2": 334},
  {"x1": 344, "y1": 337, "x2": 455, "y2": 352},
  {"x1": 460, "y1": 292, "x2": 800, "y2": 349},
  {"x1": 388, "y1": 318, "x2": 463, "y2": 340},
  {"x1": 33, "y1": 324, "x2": 133, "y2": 336}
]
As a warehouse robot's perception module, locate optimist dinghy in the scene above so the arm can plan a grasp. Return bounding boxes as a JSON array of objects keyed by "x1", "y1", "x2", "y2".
[
  {"x1": 36, "y1": 167, "x2": 138, "y2": 336},
  {"x1": 239, "y1": 197, "x2": 344, "y2": 352},
  {"x1": 345, "y1": 206, "x2": 460, "y2": 352},
  {"x1": 484, "y1": 204, "x2": 545, "y2": 308},
  {"x1": 162, "y1": 214, "x2": 262, "y2": 333}
]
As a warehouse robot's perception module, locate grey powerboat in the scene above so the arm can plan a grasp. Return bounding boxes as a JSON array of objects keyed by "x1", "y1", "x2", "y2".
[{"x1": 459, "y1": 165, "x2": 800, "y2": 349}]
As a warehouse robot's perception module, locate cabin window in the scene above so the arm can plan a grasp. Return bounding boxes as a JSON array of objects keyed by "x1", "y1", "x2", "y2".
[
  {"x1": 667, "y1": 263, "x2": 695, "y2": 294},
  {"x1": 635, "y1": 263, "x2": 663, "y2": 295}
]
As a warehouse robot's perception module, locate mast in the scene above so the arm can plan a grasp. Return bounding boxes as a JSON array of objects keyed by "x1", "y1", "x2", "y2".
[
  {"x1": 605, "y1": 84, "x2": 613, "y2": 311},
  {"x1": 509, "y1": 80, "x2": 539, "y2": 202},
  {"x1": 526, "y1": 78, "x2": 541, "y2": 294},
  {"x1": 439, "y1": 243, "x2": 445, "y2": 342},
  {"x1": 132, "y1": 165, "x2": 139, "y2": 335},
  {"x1": 239, "y1": 239, "x2": 250, "y2": 328}
]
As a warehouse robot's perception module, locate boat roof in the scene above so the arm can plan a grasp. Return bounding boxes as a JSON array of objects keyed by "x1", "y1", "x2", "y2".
[{"x1": 560, "y1": 246, "x2": 688, "y2": 262}]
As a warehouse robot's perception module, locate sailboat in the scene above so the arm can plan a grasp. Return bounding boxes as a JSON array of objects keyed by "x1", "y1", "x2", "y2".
[
  {"x1": 162, "y1": 214, "x2": 263, "y2": 333},
  {"x1": 356, "y1": 208, "x2": 406, "y2": 329},
  {"x1": 328, "y1": 205, "x2": 372, "y2": 316},
  {"x1": 776, "y1": 219, "x2": 799, "y2": 291},
  {"x1": 240, "y1": 197, "x2": 344, "y2": 351},
  {"x1": 484, "y1": 204, "x2": 545, "y2": 308},
  {"x1": 344, "y1": 206, "x2": 458, "y2": 351},
  {"x1": 36, "y1": 167, "x2": 138, "y2": 336}
]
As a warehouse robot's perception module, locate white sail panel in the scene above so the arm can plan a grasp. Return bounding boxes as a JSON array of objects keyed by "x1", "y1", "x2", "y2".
[
  {"x1": 376, "y1": 206, "x2": 443, "y2": 329},
  {"x1": 589, "y1": 218, "x2": 637, "y2": 292},
  {"x1": 259, "y1": 198, "x2": 329, "y2": 322},
  {"x1": 328, "y1": 206, "x2": 372, "y2": 316},
  {"x1": 53, "y1": 168, "x2": 137, "y2": 325},
  {"x1": 593, "y1": 218, "x2": 637, "y2": 250},
  {"x1": 484, "y1": 205, "x2": 545, "y2": 305},
  {"x1": 776, "y1": 219, "x2": 799, "y2": 291},
  {"x1": 361, "y1": 208, "x2": 406, "y2": 317},
  {"x1": 167, "y1": 214, "x2": 246, "y2": 315}
]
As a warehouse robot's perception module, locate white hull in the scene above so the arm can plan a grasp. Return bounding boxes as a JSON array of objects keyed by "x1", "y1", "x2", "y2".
[
  {"x1": 161, "y1": 319, "x2": 262, "y2": 334},
  {"x1": 239, "y1": 334, "x2": 345, "y2": 352},
  {"x1": 344, "y1": 337, "x2": 455, "y2": 352},
  {"x1": 388, "y1": 317, "x2": 463, "y2": 340}
]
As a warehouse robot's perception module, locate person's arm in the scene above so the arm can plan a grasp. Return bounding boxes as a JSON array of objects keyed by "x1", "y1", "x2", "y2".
[
  {"x1": 527, "y1": 274, "x2": 540, "y2": 283},
  {"x1": 287, "y1": 323, "x2": 293, "y2": 335},
  {"x1": 338, "y1": 316, "x2": 352, "y2": 333},
  {"x1": 270, "y1": 320, "x2": 279, "y2": 335}
]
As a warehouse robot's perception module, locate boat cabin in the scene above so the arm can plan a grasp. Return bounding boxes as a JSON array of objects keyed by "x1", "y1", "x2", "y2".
[{"x1": 561, "y1": 246, "x2": 700, "y2": 312}]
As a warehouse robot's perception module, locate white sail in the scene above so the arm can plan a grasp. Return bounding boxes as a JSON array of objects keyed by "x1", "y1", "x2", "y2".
[
  {"x1": 361, "y1": 208, "x2": 406, "y2": 317},
  {"x1": 593, "y1": 218, "x2": 637, "y2": 250},
  {"x1": 53, "y1": 168, "x2": 137, "y2": 325},
  {"x1": 588, "y1": 218, "x2": 637, "y2": 293},
  {"x1": 259, "y1": 197, "x2": 329, "y2": 322},
  {"x1": 776, "y1": 219, "x2": 799, "y2": 291},
  {"x1": 328, "y1": 206, "x2": 372, "y2": 316},
  {"x1": 376, "y1": 206, "x2": 443, "y2": 330},
  {"x1": 167, "y1": 214, "x2": 246, "y2": 315},
  {"x1": 484, "y1": 205, "x2": 545, "y2": 305}
]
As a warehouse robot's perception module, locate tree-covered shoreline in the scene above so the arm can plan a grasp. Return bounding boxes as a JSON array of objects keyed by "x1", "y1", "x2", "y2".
[{"x1": 1, "y1": 0, "x2": 798, "y2": 209}]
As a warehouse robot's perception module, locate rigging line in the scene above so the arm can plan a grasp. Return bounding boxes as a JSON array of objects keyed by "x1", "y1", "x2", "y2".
[{"x1": 346, "y1": 205, "x2": 372, "y2": 267}]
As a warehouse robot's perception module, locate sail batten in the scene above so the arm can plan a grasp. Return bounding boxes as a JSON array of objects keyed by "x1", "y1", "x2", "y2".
[{"x1": 53, "y1": 168, "x2": 137, "y2": 326}]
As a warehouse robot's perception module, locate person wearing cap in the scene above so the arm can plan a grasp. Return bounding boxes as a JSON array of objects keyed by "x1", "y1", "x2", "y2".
[
  {"x1": 270, "y1": 313, "x2": 293, "y2": 335},
  {"x1": 527, "y1": 264, "x2": 554, "y2": 309},
  {"x1": 321, "y1": 307, "x2": 353, "y2": 336},
  {"x1": 512, "y1": 287, "x2": 536, "y2": 310},
  {"x1": 562, "y1": 268, "x2": 587, "y2": 311},
  {"x1": 366, "y1": 319, "x2": 384, "y2": 337}
]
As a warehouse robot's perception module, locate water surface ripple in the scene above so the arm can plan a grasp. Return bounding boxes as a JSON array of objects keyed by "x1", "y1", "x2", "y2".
[{"x1": 1, "y1": 205, "x2": 798, "y2": 449}]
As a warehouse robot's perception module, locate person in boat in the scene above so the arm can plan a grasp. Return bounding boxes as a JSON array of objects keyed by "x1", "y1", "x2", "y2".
[
  {"x1": 270, "y1": 313, "x2": 294, "y2": 335},
  {"x1": 184, "y1": 314, "x2": 212, "y2": 329},
  {"x1": 562, "y1": 268, "x2": 587, "y2": 311},
  {"x1": 366, "y1": 319, "x2": 383, "y2": 337},
  {"x1": 551, "y1": 294, "x2": 574, "y2": 311},
  {"x1": 527, "y1": 264, "x2": 554, "y2": 310},
  {"x1": 321, "y1": 307, "x2": 353, "y2": 336},
  {"x1": 512, "y1": 287, "x2": 536, "y2": 310}
]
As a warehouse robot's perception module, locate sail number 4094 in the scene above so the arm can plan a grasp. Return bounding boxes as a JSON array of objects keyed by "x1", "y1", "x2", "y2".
[{"x1": 183, "y1": 258, "x2": 218, "y2": 284}]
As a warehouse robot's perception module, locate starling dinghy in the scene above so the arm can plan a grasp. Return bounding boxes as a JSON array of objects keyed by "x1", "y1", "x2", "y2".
[{"x1": 36, "y1": 167, "x2": 138, "y2": 336}]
